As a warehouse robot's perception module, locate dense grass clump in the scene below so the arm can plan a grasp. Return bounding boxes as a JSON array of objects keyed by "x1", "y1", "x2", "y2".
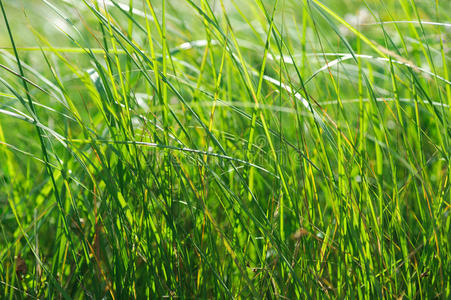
[{"x1": 0, "y1": 0, "x2": 450, "y2": 298}]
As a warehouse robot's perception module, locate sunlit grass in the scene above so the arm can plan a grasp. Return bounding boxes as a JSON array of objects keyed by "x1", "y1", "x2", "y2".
[{"x1": 0, "y1": 0, "x2": 449, "y2": 298}]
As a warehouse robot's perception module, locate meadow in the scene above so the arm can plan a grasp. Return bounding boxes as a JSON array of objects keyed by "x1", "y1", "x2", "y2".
[{"x1": 0, "y1": 0, "x2": 450, "y2": 298}]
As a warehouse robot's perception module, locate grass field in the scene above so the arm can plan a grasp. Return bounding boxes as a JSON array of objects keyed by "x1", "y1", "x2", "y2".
[{"x1": 0, "y1": 0, "x2": 450, "y2": 298}]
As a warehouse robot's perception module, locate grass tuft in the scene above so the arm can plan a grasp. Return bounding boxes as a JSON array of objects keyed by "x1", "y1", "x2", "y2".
[{"x1": 0, "y1": 0, "x2": 449, "y2": 298}]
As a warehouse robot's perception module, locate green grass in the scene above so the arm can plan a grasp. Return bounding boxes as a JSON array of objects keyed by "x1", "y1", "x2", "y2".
[{"x1": 0, "y1": 0, "x2": 449, "y2": 298}]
